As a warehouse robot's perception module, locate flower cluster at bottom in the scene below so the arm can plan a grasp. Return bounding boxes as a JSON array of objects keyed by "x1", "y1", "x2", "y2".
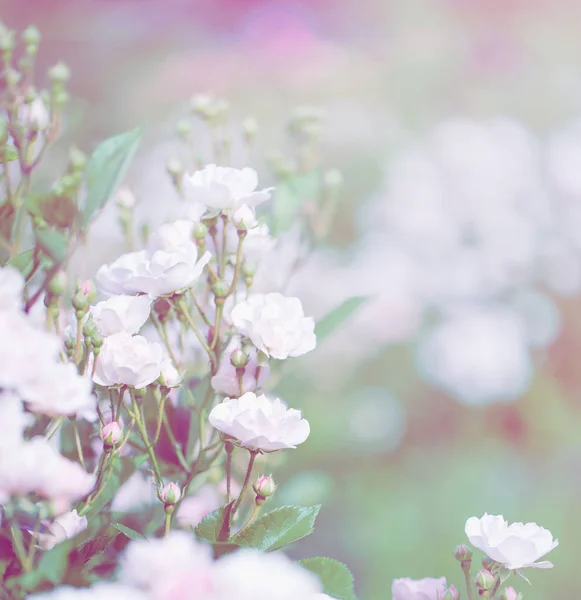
[{"x1": 30, "y1": 532, "x2": 332, "y2": 600}]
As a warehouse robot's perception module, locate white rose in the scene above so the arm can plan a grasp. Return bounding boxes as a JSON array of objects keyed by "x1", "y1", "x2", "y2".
[
  {"x1": 183, "y1": 164, "x2": 273, "y2": 211},
  {"x1": 208, "y1": 392, "x2": 310, "y2": 452},
  {"x1": 213, "y1": 549, "x2": 322, "y2": 600},
  {"x1": 465, "y1": 514, "x2": 558, "y2": 570},
  {"x1": 29, "y1": 583, "x2": 149, "y2": 600},
  {"x1": 91, "y1": 295, "x2": 152, "y2": 336},
  {"x1": 96, "y1": 246, "x2": 211, "y2": 298},
  {"x1": 0, "y1": 266, "x2": 24, "y2": 312},
  {"x1": 36, "y1": 509, "x2": 88, "y2": 550},
  {"x1": 231, "y1": 293, "x2": 316, "y2": 360},
  {"x1": 147, "y1": 220, "x2": 194, "y2": 254},
  {"x1": 115, "y1": 186, "x2": 137, "y2": 209},
  {"x1": 19, "y1": 97, "x2": 50, "y2": 131},
  {"x1": 159, "y1": 359, "x2": 182, "y2": 388},
  {"x1": 391, "y1": 577, "x2": 448, "y2": 600},
  {"x1": 231, "y1": 204, "x2": 258, "y2": 229},
  {"x1": 93, "y1": 331, "x2": 164, "y2": 389}
]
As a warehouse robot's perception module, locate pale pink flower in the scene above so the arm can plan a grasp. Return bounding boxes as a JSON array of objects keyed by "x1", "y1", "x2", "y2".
[
  {"x1": 91, "y1": 295, "x2": 152, "y2": 336},
  {"x1": 391, "y1": 577, "x2": 448, "y2": 600},
  {"x1": 0, "y1": 266, "x2": 24, "y2": 312},
  {"x1": 35, "y1": 509, "x2": 88, "y2": 550}
]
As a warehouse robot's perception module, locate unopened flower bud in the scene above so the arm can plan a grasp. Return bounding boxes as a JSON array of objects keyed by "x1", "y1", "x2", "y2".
[
  {"x1": 0, "y1": 29, "x2": 15, "y2": 52},
  {"x1": 52, "y1": 89, "x2": 69, "y2": 107},
  {"x1": 193, "y1": 222, "x2": 208, "y2": 240},
  {"x1": 72, "y1": 290, "x2": 90, "y2": 313},
  {"x1": 230, "y1": 348, "x2": 249, "y2": 368},
  {"x1": 48, "y1": 270, "x2": 67, "y2": 296},
  {"x1": 64, "y1": 336, "x2": 75, "y2": 351},
  {"x1": 500, "y1": 587, "x2": 521, "y2": 600},
  {"x1": 22, "y1": 26, "x2": 41, "y2": 46},
  {"x1": 454, "y1": 544, "x2": 472, "y2": 563},
  {"x1": 159, "y1": 363, "x2": 182, "y2": 388},
  {"x1": 176, "y1": 119, "x2": 192, "y2": 138},
  {"x1": 114, "y1": 186, "x2": 136, "y2": 209},
  {"x1": 475, "y1": 569, "x2": 495, "y2": 592},
  {"x1": 69, "y1": 146, "x2": 87, "y2": 171},
  {"x1": 253, "y1": 475, "x2": 276, "y2": 500},
  {"x1": 48, "y1": 62, "x2": 70, "y2": 84},
  {"x1": 78, "y1": 280, "x2": 97, "y2": 303},
  {"x1": 242, "y1": 116, "x2": 257, "y2": 139},
  {"x1": 160, "y1": 482, "x2": 181, "y2": 505},
  {"x1": 100, "y1": 421, "x2": 122, "y2": 445},
  {"x1": 91, "y1": 330, "x2": 104, "y2": 351},
  {"x1": 83, "y1": 315, "x2": 98, "y2": 339},
  {"x1": 166, "y1": 157, "x2": 183, "y2": 177},
  {"x1": 212, "y1": 280, "x2": 229, "y2": 299},
  {"x1": 442, "y1": 586, "x2": 459, "y2": 600},
  {"x1": 153, "y1": 297, "x2": 172, "y2": 322}
]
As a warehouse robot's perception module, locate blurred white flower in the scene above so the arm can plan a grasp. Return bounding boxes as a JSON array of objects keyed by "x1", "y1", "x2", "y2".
[
  {"x1": 35, "y1": 509, "x2": 88, "y2": 550},
  {"x1": 231, "y1": 293, "x2": 316, "y2": 359},
  {"x1": 0, "y1": 392, "x2": 33, "y2": 448},
  {"x1": 416, "y1": 307, "x2": 532, "y2": 405},
  {"x1": 19, "y1": 96, "x2": 50, "y2": 131},
  {"x1": 211, "y1": 337, "x2": 269, "y2": 396},
  {"x1": 0, "y1": 266, "x2": 24, "y2": 312},
  {"x1": 391, "y1": 577, "x2": 448, "y2": 600},
  {"x1": 231, "y1": 204, "x2": 258, "y2": 229},
  {"x1": 115, "y1": 186, "x2": 137, "y2": 209},
  {"x1": 93, "y1": 331, "x2": 164, "y2": 389},
  {"x1": 29, "y1": 583, "x2": 149, "y2": 600},
  {"x1": 176, "y1": 484, "x2": 221, "y2": 527},
  {"x1": 208, "y1": 392, "x2": 310, "y2": 452},
  {"x1": 508, "y1": 289, "x2": 560, "y2": 349},
  {"x1": 111, "y1": 471, "x2": 157, "y2": 512},
  {"x1": 20, "y1": 362, "x2": 95, "y2": 419},
  {"x1": 91, "y1": 295, "x2": 152, "y2": 336},
  {"x1": 147, "y1": 220, "x2": 194, "y2": 254},
  {"x1": 213, "y1": 549, "x2": 322, "y2": 600},
  {"x1": 183, "y1": 164, "x2": 272, "y2": 211},
  {"x1": 159, "y1": 359, "x2": 182, "y2": 388},
  {"x1": 465, "y1": 514, "x2": 558, "y2": 570}
]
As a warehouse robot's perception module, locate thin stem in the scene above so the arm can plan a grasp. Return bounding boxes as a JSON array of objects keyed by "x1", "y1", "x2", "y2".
[
  {"x1": 44, "y1": 416, "x2": 64, "y2": 440},
  {"x1": 26, "y1": 512, "x2": 42, "y2": 567},
  {"x1": 130, "y1": 389, "x2": 163, "y2": 486},
  {"x1": 237, "y1": 503, "x2": 262, "y2": 534},
  {"x1": 210, "y1": 302, "x2": 223, "y2": 351},
  {"x1": 190, "y1": 289, "x2": 212, "y2": 327},
  {"x1": 96, "y1": 403, "x2": 107, "y2": 427},
  {"x1": 73, "y1": 317, "x2": 83, "y2": 364},
  {"x1": 164, "y1": 509, "x2": 173, "y2": 536},
  {"x1": 72, "y1": 419, "x2": 86, "y2": 469},
  {"x1": 232, "y1": 450, "x2": 258, "y2": 515},
  {"x1": 176, "y1": 298, "x2": 215, "y2": 372},
  {"x1": 489, "y1": 577, "x2": 501, "y2": 598},
  {"x1": 237, "y1": 368, "x2": 244, "y2": 396},
  {"x1": 220, "y1": 215, "x2": 228, "y2": 275},
  {"x1": 10, "y1": 526, "x2": 31, "y2": 572},
  {"x1": 153, "y1": 389, "x2": 167, "y2": 445},
  {"x1": 227, "y1": 235, "x2": 245, "y2": 296},
  {"x1": 462, "y1": 564, "x2": 474, "y2": 600},
  {"x1": 225, "y1": 445, "x2": 233, "y2": 503},
  {"x1": 161, "y1": 410, "x2": 190, "y2": 472}
]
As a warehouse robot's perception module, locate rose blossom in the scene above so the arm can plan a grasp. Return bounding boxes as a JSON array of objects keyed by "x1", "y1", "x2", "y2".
[
  {"x1": 208, "y1": 392, "x2": 310, "y2": 452},
  {"x1": 29, "y1": 583, "x2": 149, "y2": 600},
  {"x1": 231, "y1": 293, "x2": 316, "y2": 359},
  {"x1": 91, "y1": 295, "x2": 152, "y2": 336},
  {"x1": 35, "y1": 509, "x2": 88, "y2": 550},
  {"x1": 0, "y1": 266, "x2": 24, "y2": 312},
  {"x1": 465, "y1": 514, "x2": 558, "y2": 570},
  {"x1": 183, "y1": 164, "x2": 272, "y2": 211},
  {"x1": 391, "y1": 577, "x2": 448, "y2": 600},
  {"x1": 93, "y1": 331, "x2": 164, "y2": 389}
]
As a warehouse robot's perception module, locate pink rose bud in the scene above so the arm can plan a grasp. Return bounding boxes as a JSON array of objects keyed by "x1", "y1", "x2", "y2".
[
  {"x1": 79, "y1": 280, "x2": 97, "y2": 303},
  {"x1": 454, "y1": 544, "x2": 472, "y2": 563},
  {"x1": 160, "y1": 482, "x2": 181, "y2": 505},
  {"x1": 230, "y1": 348, "x2": 249, "y2": 369},
  {"x1": 443, "y1": 586, "x2": 459, "y2": 600},
  {"x1": 253, "y1": 475, "x2": 277, "y2": 498},
  {"x1": 100, "y1": 421, "x2": 122, "y2": 445},
  {"x1": 475, "y1": 569, "x2": 495, "y2": 592},
  {"x1": 500, "y1": 587, "x2": 522, "y2": 600}
]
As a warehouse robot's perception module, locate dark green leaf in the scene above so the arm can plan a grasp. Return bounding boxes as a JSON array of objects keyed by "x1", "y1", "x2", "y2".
[
  {"x1": 315, "y1": 297, "x2": 367, "y2": 342},
  {"x1": 75, "y1": 532, "x2": 118, "y2": 565},
  {"x1": 82, "y1": 127, "x2": 142, "y2": 227},
  {"x1": 0, "y1": 145, "x2": 18, "y2": 162},
  {"x1": 272, "y1": 170, "x2": 320, "y2": 234},
  {"x1": 19, "y1": 539, "x2": 74, "y2": 590},
  {"x1": 230, "y1": 505, "x2": 321, "y2": 551},
  {"x1": 113, "y1": 523, "x2": 146, "y2": 541},
  {"x1": 299, "y1": 557, "x2": 357, "y2": 600},
  {"x1": 194, "y1": 501, "x2": 235, "y2": 543},
  {"x1": 34, "y1": 228, "x2": 68, "y2": 263}
]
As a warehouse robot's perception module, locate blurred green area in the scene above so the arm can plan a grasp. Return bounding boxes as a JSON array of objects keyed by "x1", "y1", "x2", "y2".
[{"x1": 5, "y1": 0, "x2": 581, "y2": 597}]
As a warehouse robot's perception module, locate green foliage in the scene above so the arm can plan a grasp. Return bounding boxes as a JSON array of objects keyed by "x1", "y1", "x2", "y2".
[
  {"x1": 34, "y1": 228, "x2": 68, "y2": 263},
  {"x1": 299, "y1": 557, "x2": 357, "y2": 600},
  {"x1": 8, "y1": 249, "x2": 35, "y2": 275},
  {"x1": 194, "y1": 501, "x2": 235, "y2": 544},
  {"x1": 271, "y1": 170, "x2": 320, "y2": 234},
  {"x1": 230, "y1": 505, "x2": 321, "y2": 551},
  {"x1": 315, "y1": 297, "x2": 367, "y2": 342},
  {"x1": 0, "y1": 146, "x2": 18, "y2": 162},
  {"x1": 16, "y1": 539, "x2": 74, "y2": 591},
  {"x1": 112, "y1": 523, "x2": 146, "y2": 541},
  {"x1": 81, "y1": 127, "x2": 142, "y2": 227}
]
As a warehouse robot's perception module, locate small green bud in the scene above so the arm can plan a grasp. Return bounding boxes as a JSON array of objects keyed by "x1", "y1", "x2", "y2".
[
  {"x1": 160, "y1": 482, "x2": 181, "y2": 505},
  {"x1": 0, "y1": 29, "x2": 15, "y2": 52},
  {"x1": 500, "y1": 587, "x2": 522, "y2": 600},
  {"x1": 77, "y1": 280, "x2": 97, "y2": 303},
  {"x1": 242, "y1": 116, "x2": 257, "y2": 139},
  {"x1": 22, "y1": 26, "x2": 41, "y2": 46},
  {"x1": 230, "y1": 348, "x2": 249, "y2": 368},
  {"x1": 48, "y1": 62, "x2": 70, "y2": 84},
  {"x1": 176, "y1": 119, "x2": 192, "y2": 138},
  {"x1": 48, "y1": 271, "x2": 67, "y2": 296},
  {"x1": 166, "y1": 157, "x2": 183, "y2": 177},
  {"x1": 475, "y1": 569, "x2": 495, "y2": 592},
  {"x1": 72, "y1": 290, "x2": 89, "y2": 313},
  {"x1": 442, "y1": 586, "x2": 459, "y2": 600},
  {"x1": 25, "y1": 44, "x2": 38, "y2": 57},
  {"x1": 64, "y1": 337, "x2": 75, "y2": 351},
  {"x1": 193, "y1": 222, "x2": 208, "y2": 240},
  {"x1": 69, "y1": 146, "x2": 87, "y2": 170},
  {"x1": 454, "y1": 544, "x2": 472, "y2": 563},
  {"x1": 52, "y1": 89, "x2": 69, "y2": 107},
  {"x1": 212, "y1": 280, "x2": 229, "y2": 299},
  {"x1": 83, "y1": 315, "x2": 98, "y2": 338},
  {"x1": 61, "y1": 173, "x2": 76, "y2": 191},
  {"x1": 91, "y1": 330, "x2": 104, "y2": 350},
  {"x1": 253, "y1": 475, "x2": 276, "y2": 502},
  {"x1": 4, "y1": 68, "x2": 21, "y2": 87}
]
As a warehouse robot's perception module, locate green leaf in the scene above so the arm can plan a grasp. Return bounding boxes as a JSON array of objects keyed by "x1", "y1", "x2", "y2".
[
  {"x1": 75, "y1": 532, "x2": 118, "y2": 565},
  {"x1": 231, "y1": 505, "x2": 321, "y2": 551},
  {"x1": 299, "y1": 557, "x2": 357, "y2": 600},
  {"x1": 315, "y1": 297, "x2": 367, "y2": 342},
  {"x1": 272, "y1": 170, "x2": 320, "y2": 234},
  {"x1": 113, "y1": 523, "x2": 147, "y2": 541},
  {"x1": 35, "y1": 228, "x2": 68, "y2": 263},
  {"x1": 8, "y1": 249, "x2": 35, "y2": 275},
  {"x1": 194, "y1": 501, "x2": 235, "y2": 543},
  {"x1": 82, "y1": 127, "x2": 142, "y2": 227},
  {"x1": 0, "y1": 145, "x2": 18, "y2": 162},
  {"x1": 19, "y1": 539, "x2": 74, "y2": 590}
]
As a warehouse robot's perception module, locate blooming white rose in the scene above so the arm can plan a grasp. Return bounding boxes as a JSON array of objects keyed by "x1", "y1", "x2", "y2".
[
  {"x1": 147, "y1": 220, "x2": 194, "y2": 254},
  {"x1": 35, "y1": 509, "x2": 88, "y2": 550},
  {"x1": 0, "y1": 266, "x2": 24, "y2": 312},
  {"x1": 231, "y1": 293, "x2": 316, "y2": 359},
  {"x1": 391, "y1": 577, "x2": 448, "y2": 600},
  {"x1": 91, "y1": 295, "x2": 152, "y2": 336},
  {"x1": 93, "y1": 331, "x2": 164, "y2": 389},
  {"x1": 465, "y1": 514, "x2": 558, "y2": 570},
  {"x1": 213, "y1": 549, "x2": 322, "y2": 600},
  {"x1": 29, "y1": 583, "x2": 149, "y2": 600},
  {"x1": 231, "y1": 204, "x2": 258, "y2": 229},
  {"x1": 20, "y1": 362, "x2": 95, "y2": 419},
  {"x1": 159, "y1": 359, "x2": 182, "y2": 388},
  {"x1": 183, "y1": 164, "x2": 273, "y2": 211},
  {"x1": 208, "y1": 392, "x2": 310, "y2": 452}
]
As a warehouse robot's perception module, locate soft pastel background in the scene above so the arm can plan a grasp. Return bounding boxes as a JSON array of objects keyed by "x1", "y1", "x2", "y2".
[{"x1": 5, "y1": 0, "x2": 581, "y2": 598}]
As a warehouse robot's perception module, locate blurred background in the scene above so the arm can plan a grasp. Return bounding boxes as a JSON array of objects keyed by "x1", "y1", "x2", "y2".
[{"x1": 4, "y1": 0, "x2": 581, "y2": 597}]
